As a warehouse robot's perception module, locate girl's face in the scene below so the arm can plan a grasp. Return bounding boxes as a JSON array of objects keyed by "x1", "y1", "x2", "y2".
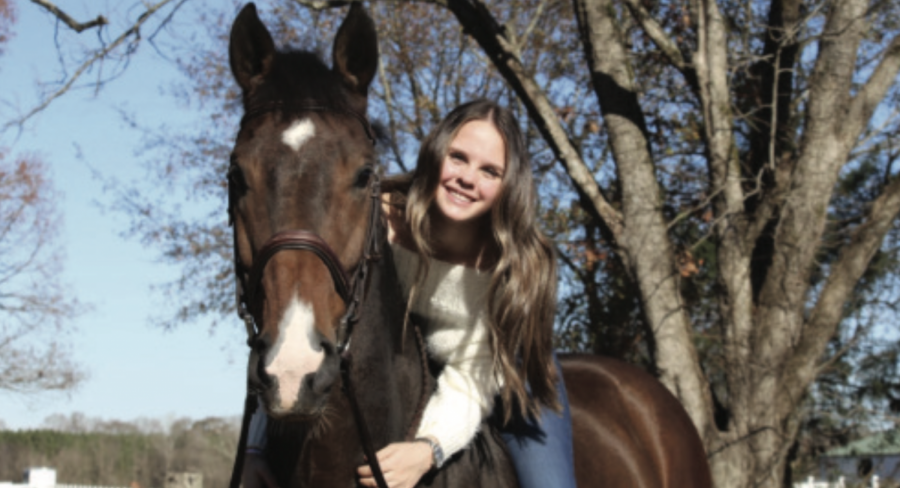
[{"x1": 434, "y1": 120, "x2": 507, "y2": 228}]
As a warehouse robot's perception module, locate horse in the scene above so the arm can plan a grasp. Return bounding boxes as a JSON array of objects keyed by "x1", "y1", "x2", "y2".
[{"x1": 226, "y1": 3, "x2": 713, "y2": 487}]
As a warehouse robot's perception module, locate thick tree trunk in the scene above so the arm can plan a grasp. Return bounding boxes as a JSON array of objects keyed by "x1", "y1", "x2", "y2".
[{"x1": 571, "y1": 0, "x2": 716, "y2": 440}]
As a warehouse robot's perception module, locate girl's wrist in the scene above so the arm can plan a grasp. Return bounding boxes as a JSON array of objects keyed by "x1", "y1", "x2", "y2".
[{"x1": 414, "y1": 436, "x2": 445, "y2": 469}]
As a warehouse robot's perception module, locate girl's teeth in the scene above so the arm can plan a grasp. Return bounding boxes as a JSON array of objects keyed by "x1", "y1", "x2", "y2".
[{"x1": 450, "y1": 190, "x2": 472, "y2": 201}]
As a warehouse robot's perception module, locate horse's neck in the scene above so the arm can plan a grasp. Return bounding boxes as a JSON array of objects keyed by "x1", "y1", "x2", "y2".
[
  {"x1": 294, "y1": 395, "x2": 360, "y2": 487},
  {"x1": 298, "y1": 245, "x2": 425, "y2": 485},
  {"x1": 346, "y1": 244, "x2": 425, "y2": 436}
]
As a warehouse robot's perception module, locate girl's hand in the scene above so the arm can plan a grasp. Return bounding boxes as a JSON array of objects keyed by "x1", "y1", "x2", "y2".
[
  {"x1": 357, "y1": 441, "x2": 434, "y2": 488},
  {"x1": 242, "y1": 452, "x2": 279, "y2": 488}
]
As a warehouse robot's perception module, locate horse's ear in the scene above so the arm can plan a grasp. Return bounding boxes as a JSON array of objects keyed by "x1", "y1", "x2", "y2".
[
  {"x1": 229, "y1": 3, "x2": 277, "y2": 93},
  {"x1": 332, "y1": 3, "x2": 378, "y2": 96}
]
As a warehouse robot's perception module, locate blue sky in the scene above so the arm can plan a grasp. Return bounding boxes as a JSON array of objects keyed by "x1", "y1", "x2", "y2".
[{"x1": 0, "y1": 2, "x2": 246, "y2": 430}]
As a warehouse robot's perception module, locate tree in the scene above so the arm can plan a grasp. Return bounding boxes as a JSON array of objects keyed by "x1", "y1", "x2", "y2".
[
  {"x1": 412, "y1": 0, "x2": 900, "y2": 486},
  {"x1": 18, "y1": 0, "x2": 900, "y2": 486},
  {"x1": 0, "y1": 153, "x2": 84, "y2": 393},
  {"x1": 0, "y1": 5, "x2": 84, "y2": 395},
  {"x1": 0, "y1": 414, "x2": 239, "y2": 488},
  {"x1": 0, "y1": 0, "x2": 14, "y2": 56},
  {"x1": 2, "y1": 0, "x2": 184, "y2": 132}
]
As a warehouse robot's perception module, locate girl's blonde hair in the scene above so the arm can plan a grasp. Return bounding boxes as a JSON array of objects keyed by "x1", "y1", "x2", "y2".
[{"x1": 384, "y1": 99, "x2": 559, "y2": 420}]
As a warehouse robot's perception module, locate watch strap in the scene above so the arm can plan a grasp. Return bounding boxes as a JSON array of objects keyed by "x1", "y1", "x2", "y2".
[{"x1": 415, "y1": 436, "x2": 446, "y2": 469}]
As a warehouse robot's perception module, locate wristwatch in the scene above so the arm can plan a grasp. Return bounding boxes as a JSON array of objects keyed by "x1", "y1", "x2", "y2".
[{"x1": 415, "y1": 436, "x2": 446, "y2": 469}]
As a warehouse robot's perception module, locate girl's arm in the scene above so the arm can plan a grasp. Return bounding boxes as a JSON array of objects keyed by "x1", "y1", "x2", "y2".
[
  {"x1": 358, "y1": 332, "x2": 498, "y2": 488},
  {"x1": 414, "y1": 350, "x2": 498, "y2": 457}
]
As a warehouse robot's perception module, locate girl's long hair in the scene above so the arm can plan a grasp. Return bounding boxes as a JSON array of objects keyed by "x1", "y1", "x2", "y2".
[{"x1": 383, "y1": 99, "x2": 559, "y2": 420}]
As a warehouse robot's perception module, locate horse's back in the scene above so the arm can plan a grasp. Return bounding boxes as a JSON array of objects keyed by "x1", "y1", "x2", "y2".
[{"x1": 561, "y1": 353, "x2": 713, "y2": 488}]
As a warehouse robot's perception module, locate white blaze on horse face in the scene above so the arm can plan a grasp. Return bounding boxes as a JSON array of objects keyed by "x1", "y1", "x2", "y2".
[
  {"x1": 264, "y1": 296, "x2": 324, "y2": 412},
  {"x1": 281, "y1": 118, "x2": 316, "y2": 152}
]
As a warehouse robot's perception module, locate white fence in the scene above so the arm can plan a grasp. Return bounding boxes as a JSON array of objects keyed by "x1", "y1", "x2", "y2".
[
  {"x1": 794, "y1": 475, "x2": 884, "y2": 488},
  {"x1": 0, "y1": 483, "x2": 128, "y2": 488},
  {"x1": 2, "y1": 467, "x2": 196, "y2": 488},
  {"x1": 58, "y1": 485, "x2": 130, "y2": 488},
  {"x1": 793, "y1": 477, "x2": 846, "y2": 488}
]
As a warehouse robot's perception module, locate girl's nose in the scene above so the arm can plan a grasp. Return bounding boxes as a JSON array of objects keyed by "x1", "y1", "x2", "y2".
[{"x1": 456, "y1": 166, "x2": 475, "y2": 187}]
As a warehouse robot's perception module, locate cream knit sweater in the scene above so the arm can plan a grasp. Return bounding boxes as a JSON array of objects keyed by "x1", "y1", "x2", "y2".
[{"x1": 391, "y1": 242, "x2": 500, "y2": 458}]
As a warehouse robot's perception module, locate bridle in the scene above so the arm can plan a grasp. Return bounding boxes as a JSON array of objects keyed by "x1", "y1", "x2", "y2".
[{"x1": 227, "y1": 104, "x2": 392, "y2": 488}]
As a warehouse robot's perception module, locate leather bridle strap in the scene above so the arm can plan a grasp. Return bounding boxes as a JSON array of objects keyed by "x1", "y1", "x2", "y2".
[
  {"x1": 246, "y1": 230, "x2": 353, "y2": 312},
  {"x1": 341, "y1": 352, "x2": 390, "y2": 488}
]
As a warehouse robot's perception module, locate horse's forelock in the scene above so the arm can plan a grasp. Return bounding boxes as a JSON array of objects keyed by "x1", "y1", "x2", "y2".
[{"x1": 248, "y1": 49, "x2": 358, "y2": 115}]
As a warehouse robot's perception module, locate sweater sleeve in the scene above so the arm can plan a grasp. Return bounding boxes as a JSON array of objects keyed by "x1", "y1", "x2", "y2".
[
  {"x1": 414, "y1": 323, "x2": 499, "y2": 458},
  {"x1": 391, "y1": 240, "x2": 499, "y2": 458}
]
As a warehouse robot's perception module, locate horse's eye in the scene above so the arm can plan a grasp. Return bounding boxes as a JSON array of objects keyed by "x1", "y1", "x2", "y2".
[
  {"x1": 354, "y1": 166, "x2": 373, "y2": 188},
  {"x1": 228, "y1": 163, "x2": 248, "y2": 195}
]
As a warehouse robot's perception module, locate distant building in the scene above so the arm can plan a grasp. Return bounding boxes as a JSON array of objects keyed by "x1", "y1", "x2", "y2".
[
  {"x1": 0, "y1": 468, "x2": 200, "y2": 488},
  {"x1": 817, "y1": 430, "x2": 900, "y2": 486},
  {"x1": 0, "y1": 467, "x2": 65, "y2": 488}
]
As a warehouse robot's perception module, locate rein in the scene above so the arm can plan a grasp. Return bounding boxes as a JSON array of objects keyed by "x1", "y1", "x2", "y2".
[{"x1": 227, "y1": 105, "x2": 392, "y2": 488}]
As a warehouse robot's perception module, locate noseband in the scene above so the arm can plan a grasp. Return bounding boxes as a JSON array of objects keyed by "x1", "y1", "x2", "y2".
[{"x1": 228, "y1": 105, "x2": 392, "y2": 488}]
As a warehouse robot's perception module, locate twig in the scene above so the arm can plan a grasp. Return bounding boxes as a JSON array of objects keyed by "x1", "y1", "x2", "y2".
[
  {"x1": 4, "y1": 0, "x2": 176, "y2": 132},
  {"x1": 29, "y1": 0, "x2": 108, "y2": 33}
]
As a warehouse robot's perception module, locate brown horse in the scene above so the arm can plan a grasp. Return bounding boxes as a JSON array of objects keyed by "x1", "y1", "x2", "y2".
[{"x1": 227, "y1": 3, "x2": 712, "y2": 487}]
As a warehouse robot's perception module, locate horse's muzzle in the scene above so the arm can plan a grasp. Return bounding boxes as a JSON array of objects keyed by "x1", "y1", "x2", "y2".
[{"x1": 250, "y1": 341, "x2": 341, "y2": 419}]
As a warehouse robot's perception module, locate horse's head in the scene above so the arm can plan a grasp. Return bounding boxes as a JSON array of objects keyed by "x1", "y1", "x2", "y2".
[{"x1": 228, "y1": 3, "x2": 378, "y2": 420}]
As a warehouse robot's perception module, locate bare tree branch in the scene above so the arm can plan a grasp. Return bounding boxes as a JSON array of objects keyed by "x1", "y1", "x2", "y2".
[
  {"x1": 29, "y1": 0, "x2": 108, "y2": 33},
  {"x1": 842, "y1": 33, "x2": 900, "y2": 149},
  {"x1": 3, "y1": 0, "x2": 176, "y2": 132},
  {"x1": 785, "y1": 174, "x2": 900, "y2": 406},
  {"x1": 620, "y1": 0, "x2": 695, "y2": 83}
]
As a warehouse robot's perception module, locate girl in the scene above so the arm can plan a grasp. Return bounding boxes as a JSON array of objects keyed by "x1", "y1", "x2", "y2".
[{"x1": 245, "y1": 99, "x2": 576, "y2": 488}]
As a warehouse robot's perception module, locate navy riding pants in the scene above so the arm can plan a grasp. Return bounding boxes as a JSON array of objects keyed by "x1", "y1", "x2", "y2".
[{"x1": 497, "y1": 353, "x2": 578, "y2": 488}]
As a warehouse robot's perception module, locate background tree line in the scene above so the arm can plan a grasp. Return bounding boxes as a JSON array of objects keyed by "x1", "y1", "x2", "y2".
[
  {"x1": 0, "y1": 414, "x2": 238, "y2": 488},
  {"x1": 3, "y1": 0, "x2": 899, "y2": 486}
]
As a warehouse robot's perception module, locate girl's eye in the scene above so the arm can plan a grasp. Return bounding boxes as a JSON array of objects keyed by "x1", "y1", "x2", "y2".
[{"x1": 483, "y1": 167, "x2": 502, "y2": 178}]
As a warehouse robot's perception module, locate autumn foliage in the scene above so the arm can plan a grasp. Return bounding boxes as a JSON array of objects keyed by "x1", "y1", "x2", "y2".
[{"x1": 0, "y1": 152, "x2": 83, "y2": 393}]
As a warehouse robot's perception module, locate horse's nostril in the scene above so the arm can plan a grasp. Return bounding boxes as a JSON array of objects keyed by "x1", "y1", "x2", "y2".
[
  {"x1": 253, "y1": 335, "x2": 271, "y2": 354},
  {"x1": 320, "y1": 341, "x2": 335, "y2": 355}
]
